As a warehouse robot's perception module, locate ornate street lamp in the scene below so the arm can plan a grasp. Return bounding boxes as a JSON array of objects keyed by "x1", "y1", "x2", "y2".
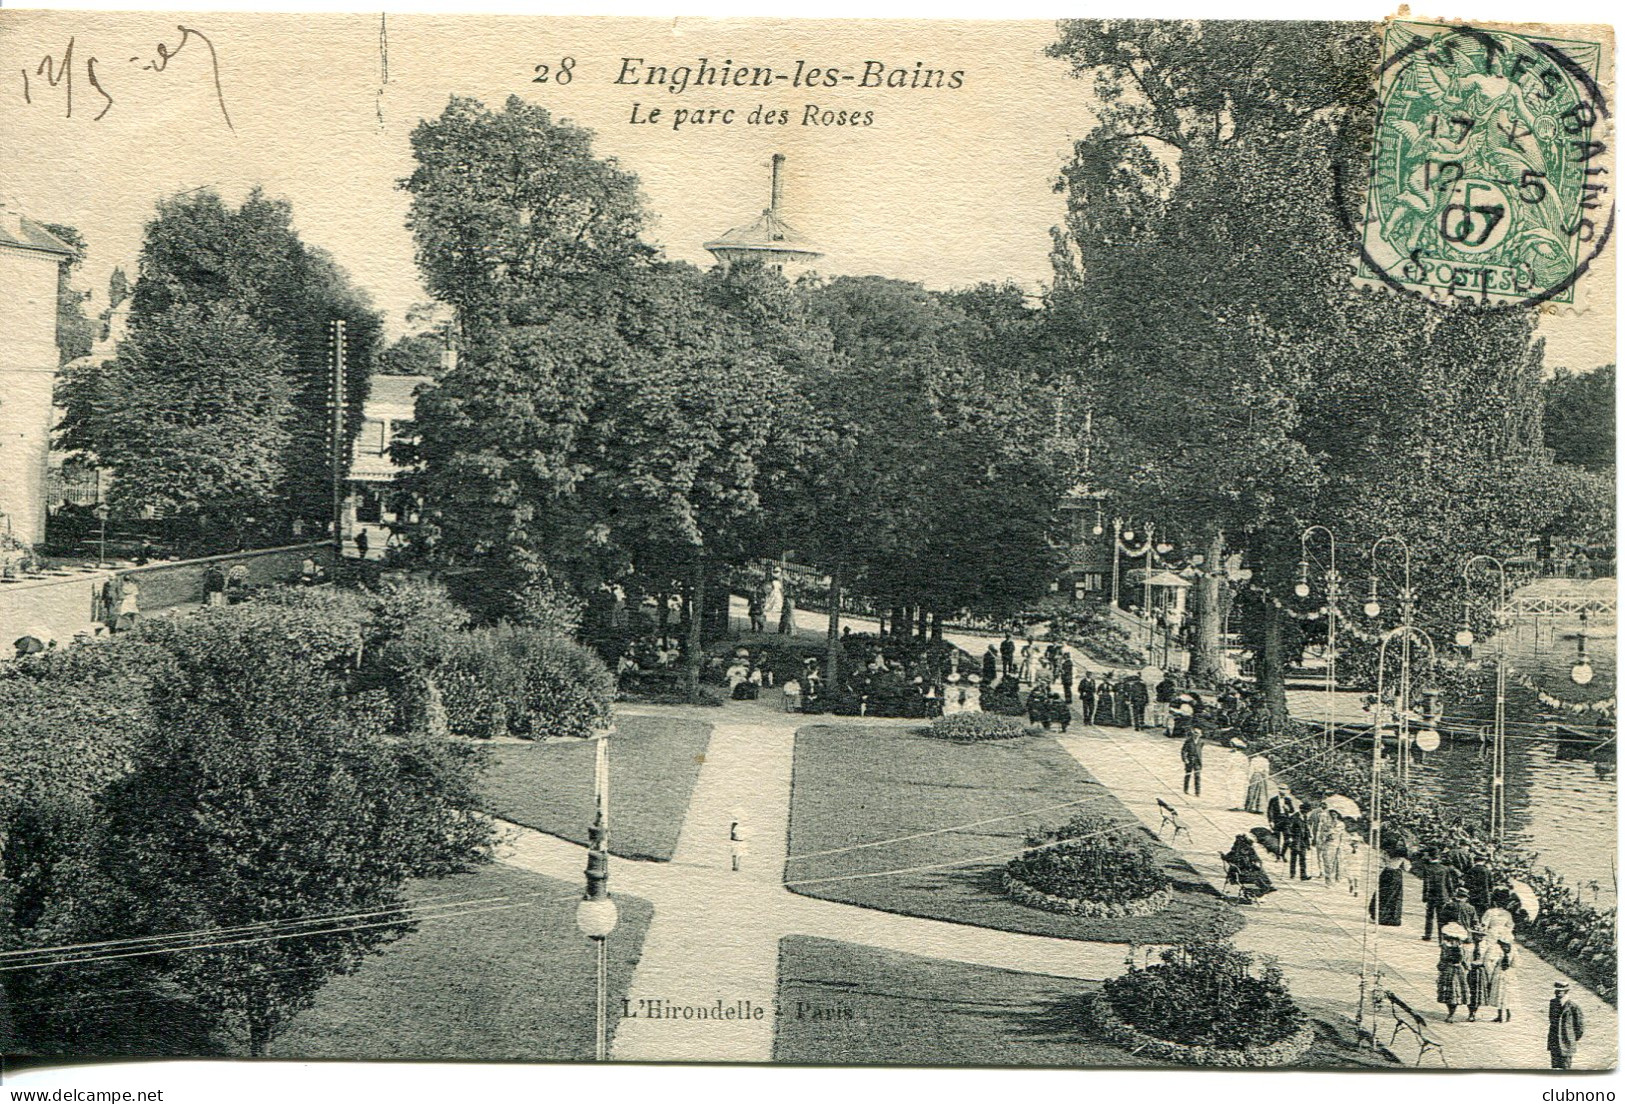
[
  {"x1": 1299, "y1": 526, "x2": 1340, "y2": 748},
  {"x1": 1572, "y1": 610, "x2": 1595, "y2": 685},
  {"x1": 1357, "y1": 623, "x2": 1439, "y2": 1046},
  {"x1": 576, "y1": 735, "x2": 618, "y2": 1061},
  {"x1": 1368, "y1": 536, "x2": 1417, "y2": 780},
  {"x1": 1460, "y1": 555, "x2": 1510, "y2": 840}
]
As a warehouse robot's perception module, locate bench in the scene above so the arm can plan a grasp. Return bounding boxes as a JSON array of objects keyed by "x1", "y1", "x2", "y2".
[
  {"x1": 1387, "y1": 993, "x2": 1448, "y2": 1067},
  {"x1": 1156, "y1": 798, "x2": 1191, "y2": 843}
]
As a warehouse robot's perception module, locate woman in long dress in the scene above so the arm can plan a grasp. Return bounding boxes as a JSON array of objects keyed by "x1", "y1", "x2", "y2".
[
  {"x1": 1369, "y1": 854, "x2": 1407, "y2": 926},
  {"x1": 1319, "y1": 817, "x2": 1345, "y2": 886},
  {"x1": 1487, "y1": 935, "x2": 1519, "y2": 1022},
  {"x1": 1436, "y1": 936, "x2": 1470, "y2": 1022},
  {"x1": 1244, "y1": 757, "x2": 1272, "y2": 814},
  {"x1": 1224, "y1": 745, "x2": 1251, "y2": 810},
  {"x1": 1465, "y1": 931, "x2": 1491, "y2": 1022}
]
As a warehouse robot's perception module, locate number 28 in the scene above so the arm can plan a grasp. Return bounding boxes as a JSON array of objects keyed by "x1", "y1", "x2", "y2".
[{"x1": 533, "y1": 57, "x2": 576, "y2": 85}]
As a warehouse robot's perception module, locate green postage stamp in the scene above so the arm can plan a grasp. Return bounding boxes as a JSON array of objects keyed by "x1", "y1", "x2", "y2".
[{"x1": 1357, "y1": 20, "x2": 1613, "y2": 308}]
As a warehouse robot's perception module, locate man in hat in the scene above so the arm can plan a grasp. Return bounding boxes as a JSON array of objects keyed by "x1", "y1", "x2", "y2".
[
  {"x1": 1418, "y1": 849, "x2": 1462, "y2": 941},
  {"x1": 1547, "y1": 981, "x2": 1585, "y2": 1068},
  {"x1": 1440, "y1": 885, "x2": 1482, "y2": 934},
  {"x1": 1180, "y1": 725, "x2": 1205, "y2": 796}
]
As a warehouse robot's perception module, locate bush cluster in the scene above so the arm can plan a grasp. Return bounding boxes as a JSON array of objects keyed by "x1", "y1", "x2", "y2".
[
  {"x1": 1101, "y1": 941, "x2": 1308, "y2": 1054},
  {"x1": 1005, "y1": 815, "x2": 1169, "y2": 907},
  {"x1": 927, "y1": 713, "x2": 1031, "y2": 741},
  {"x1": 434, "y1": 623, "x2": 614, "y2": 740}
]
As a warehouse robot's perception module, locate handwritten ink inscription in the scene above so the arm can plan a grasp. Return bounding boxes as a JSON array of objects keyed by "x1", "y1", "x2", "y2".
[{"x1": 20, "y1": 25, "x2": 233, "y2": 130}]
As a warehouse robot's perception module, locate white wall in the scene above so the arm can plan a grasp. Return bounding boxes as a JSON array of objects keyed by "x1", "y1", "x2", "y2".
[{"x1": 0, "y1": 243, "x2": 66, "y2": 547}]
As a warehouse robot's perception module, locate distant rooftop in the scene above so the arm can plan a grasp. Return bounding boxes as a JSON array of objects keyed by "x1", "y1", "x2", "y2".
[
  {"x1": 0, "y1": 200, "x2": 77, "y2": 258},
  {"x1": 704, "y1": 154, "x2": 823, "y2": 268},
  {"x1": 367, "y1": 374, "x2": 430, "y2": 409}
]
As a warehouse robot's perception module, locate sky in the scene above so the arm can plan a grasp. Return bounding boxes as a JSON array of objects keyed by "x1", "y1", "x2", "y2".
[
  {"x1": 0, "y1": 10, "x2": 1612, "y2": 371},
  {"x1": 1, "y1": 14, "x2": 1097, "y2": 336}
]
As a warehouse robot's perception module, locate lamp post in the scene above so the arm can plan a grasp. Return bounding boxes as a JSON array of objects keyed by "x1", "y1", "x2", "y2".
[
  {"x1": 1459, "y1": 556, "x2": 1509, "y2": 840},
  {"x1": 1572, "y1": 609, "x2": 1595, "y2": 686},
  {"x1": 1356, "y1": 622, "x2": 1440, "y2": 1045},
  {"x1": 576, "y1": 734, "x2": 618, "y2": 1061},
  {"x1": 1110, "y1": 517, "x2": 1123, "y2": 609},
  {"x1": 1366, "y1": 536, "x2": 1417, "y2": 781},
  {"x1": 1298, "y1": 526, "x2": 1340, "y2": 749}
]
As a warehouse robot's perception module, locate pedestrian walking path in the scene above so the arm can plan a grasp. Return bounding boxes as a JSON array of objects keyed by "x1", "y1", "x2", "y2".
[
  {"x1": 497, "y1": 703, "x2": 1135, "y2": 1063},
  {"x1": 497, "y1": 695, "x2": 1614, "y2": 1068},
  {"x1": 1056, "y1": 720, "x2": 1618, "y2": 1069}
]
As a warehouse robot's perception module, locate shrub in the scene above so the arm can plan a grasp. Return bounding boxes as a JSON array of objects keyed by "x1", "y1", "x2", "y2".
[
  {"x1": 437, "y1": 623, "x2": 614, "y2": 740},
  {"x1": 1099, "y1": 941, "x2": 1309, "y2": 1060},
  {"x1": 927, "y1": 713, "x2": 1031, "y2": 741},
  {"x1": 1005, "y1": 815, "x2": 1170, "y2": 910}
]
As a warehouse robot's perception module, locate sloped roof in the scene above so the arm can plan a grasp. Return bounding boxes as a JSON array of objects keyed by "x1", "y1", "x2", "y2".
[
  {"x1": 704, "y1": 208, "x2": 823, "y2": 261},
  {"x1": 0, "y1": 214, "x2": 77, "y2": 258}
]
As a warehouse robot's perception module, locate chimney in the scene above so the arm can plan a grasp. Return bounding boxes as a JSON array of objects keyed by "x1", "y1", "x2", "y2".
[{"x1": 769, "y1": 153, "x2": 785, "y2": 214}]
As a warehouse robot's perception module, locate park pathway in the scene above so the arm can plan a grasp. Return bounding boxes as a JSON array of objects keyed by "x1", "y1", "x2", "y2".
[
  {"x1": 610, "y1": 715, "x2": 795, "y2": 1062},
  {"x1": 1056, "y1": 720, "x2": 1619, "y2": 1069},
  {"x1": 498, "y1": 691, "x2": 1615, "y2": 1069}
]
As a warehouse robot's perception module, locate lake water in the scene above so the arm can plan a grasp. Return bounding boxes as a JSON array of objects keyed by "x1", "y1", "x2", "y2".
[{"x1": 1404, "y1": 611, "x2": 1616, "y2": 906}]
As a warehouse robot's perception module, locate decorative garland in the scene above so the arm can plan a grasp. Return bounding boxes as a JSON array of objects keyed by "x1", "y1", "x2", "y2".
[{"x1": 1238, "y1": 580, "x2": 1614, "y2": 714}]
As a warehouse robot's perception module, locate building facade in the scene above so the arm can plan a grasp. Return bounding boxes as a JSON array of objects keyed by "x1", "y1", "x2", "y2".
[
  {"x1": 342, "y1": 374, "x2": 428, "y2": 557},
  {"x1": 0, "y1": 202, "x2": 74, "y2": 551}
]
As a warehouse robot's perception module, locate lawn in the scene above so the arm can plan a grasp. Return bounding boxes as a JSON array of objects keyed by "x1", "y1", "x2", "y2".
[
  {"x1": 480, "y1": 713, "x2": 712, "y2": 861},
  {"x1": 785, "y1": 724, "x2": 1242, "y2": 943},
  {"x1": 279, "y1": 862, "x2": 653, "y2": 1061},
  {"x1": 773, "y1": 936, "x2": 1392, "y2": 1068}
]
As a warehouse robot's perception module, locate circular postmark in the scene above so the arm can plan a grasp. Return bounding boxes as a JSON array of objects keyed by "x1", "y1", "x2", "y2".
[{"x1": 1355, "y1": 21, "x2": 1613, "y2": 310}]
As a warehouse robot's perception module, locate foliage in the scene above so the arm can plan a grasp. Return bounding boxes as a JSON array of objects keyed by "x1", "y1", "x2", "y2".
[
  {"x1": 928, "y1": 713, "x2": 1032, "y2": 741},
  {"x1": 58, "y1": 188, "x2": 382, "y2": 537},
  {"x1": 434, "y1": 623, "x2": 614, "y2": 740},
  {"x1": 40, "y1": 222, "x2": 95, "y2": 364},
  {"x1": 1103, "y1": 940, "x2": 1306, "y2": 1050},
  {"x1": 55, "y1": 301, "x2": 294, "y2": 526},
  {"x1": 1007, "y1": 815, "x2": 1169, "y2": 904},
  {"x1": 1544, "y1": 365, "x2": 1615, "y2": 471},
  {"x1": 1036, "y1": 599, "x2": 1146, "y2": 669},
  {"x1": 1046, "y1": 20, "x2": 1580, "y2": 717}
]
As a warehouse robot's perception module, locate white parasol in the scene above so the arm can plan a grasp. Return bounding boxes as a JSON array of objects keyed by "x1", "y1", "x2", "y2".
[
  {"x1": 1509, "y1": 880, "x2": 1540, "y2": 921},
  {"x1": 1440, "y1": 922, "x2": 1470, "y2": 942},
  {"x1": 1324, "y1": 794, "x2": 1361, "y2": 819}
]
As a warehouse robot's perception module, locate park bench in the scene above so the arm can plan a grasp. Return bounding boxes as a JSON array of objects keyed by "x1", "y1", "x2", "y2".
[
  {"x1": 1155, "y1": 798, "x2": 1191, "y2": 844},
  {"x1": 1386, "y1": 993, "x2": 1448, "y2": 1067}
]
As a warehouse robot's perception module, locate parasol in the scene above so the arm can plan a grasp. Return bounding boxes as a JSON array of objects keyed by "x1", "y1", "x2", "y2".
[
  {"x1": 1324, "y1": 794, "x2": 1361, "y2": 819},
  {"x1": 1510, "y1": 880, "x2": 1540, "y2": 921},
  {"x1": 1481, "y1": 907, "x2": 1515, "y2": 933},
  {"x1": 1440, "y1": 922, "x2": 1470, "y2": 942},
  {"x1": 1229, "y1": 736, "x2": 1248, "y2": 749}
]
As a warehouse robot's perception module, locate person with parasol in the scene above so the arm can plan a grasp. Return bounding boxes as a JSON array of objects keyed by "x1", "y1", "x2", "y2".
[
  {"x1": 1480, "y1": 910, "x2": 1519, "y2": 1023},
  {"x1": 1436, "y1": 922, "x2": 1471, "y2": 1022}
]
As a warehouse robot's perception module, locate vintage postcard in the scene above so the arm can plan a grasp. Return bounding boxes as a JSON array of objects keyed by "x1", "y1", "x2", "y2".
[{"x1": 0, "y1": 6, "x2": 1616, "y2": 1085}]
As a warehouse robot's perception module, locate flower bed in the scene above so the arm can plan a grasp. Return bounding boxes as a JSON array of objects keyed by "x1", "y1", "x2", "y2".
[
  {"x1": 1092, "y1": 941, "x2": 1313, "y2": 1067},
  {"x1": 1002, "y1": 871, "x2": 1173, "y2": 918},
  {"x1": 1023, "y1": 598, "x2": 1146, "y2": 669},
  {"x1": 1004, "y1": 815, "x2": 1171, "y2": 916},
  {"x1": 927, "y1": 713, "x2": 1032, "y2": 741},
  {"x1": 1089, "y1": 988, "x2": 1316, "y2": 1067}
]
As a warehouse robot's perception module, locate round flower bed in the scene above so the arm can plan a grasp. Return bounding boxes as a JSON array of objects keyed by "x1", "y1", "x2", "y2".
[
  {"x1": 1004, "y1": 815, "x2": 1171, "y2": 916},
  {"x1": 927, "y1": 713, "x2": 1032, "y2": 741},
  {"x1": 1092, "y1": 941, "x2": 1314, "y2": 1067},
  {"x1": 1002, "y1": 870, "x2": 1173, "y2": 918}
]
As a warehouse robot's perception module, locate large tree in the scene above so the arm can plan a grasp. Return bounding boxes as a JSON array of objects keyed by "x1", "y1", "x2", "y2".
[
  {"x1": 110, "y1": 189, "x2": 382, "y2": 534},
  {"x1": 1048, "y1": 20, "x2": 1564, "y2": 722},
  {"x1": 55, "y1": 301, "x2": 294, "y2": 527}
]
